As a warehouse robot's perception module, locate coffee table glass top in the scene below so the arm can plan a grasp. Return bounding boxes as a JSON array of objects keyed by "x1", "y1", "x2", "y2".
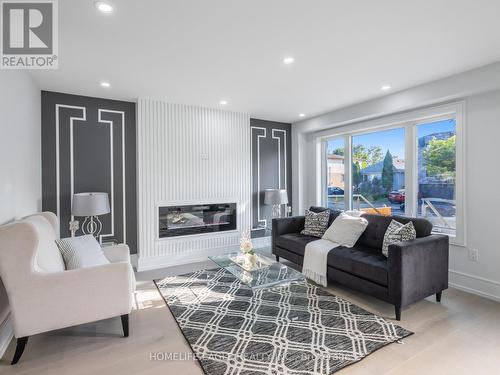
[{"x1": 209, "y1": 252, "x2": 305, "y2": 289}]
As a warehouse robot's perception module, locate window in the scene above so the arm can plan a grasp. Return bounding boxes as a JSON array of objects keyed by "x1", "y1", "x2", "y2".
[
  {"x1": 321, "y1": 103, "x2": 464, "y2": 244},
  {"x1": 416, "y1": 119, "x2": 457, "y2": 236},
  {"x1": 325, "y1": 138, "x2": 346, "y2": 210},
  {"x1": 352, "y1": 128, "x2": 406, "y2": 216}
]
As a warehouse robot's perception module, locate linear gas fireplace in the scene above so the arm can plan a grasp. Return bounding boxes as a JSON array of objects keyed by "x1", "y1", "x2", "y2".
[{"x1": 159, "y1": 203, "x2": 237, "y2": 238}]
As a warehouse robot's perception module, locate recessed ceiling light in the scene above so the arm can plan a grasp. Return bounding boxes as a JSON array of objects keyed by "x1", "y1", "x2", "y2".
[
  {"x1": 94, "y1": 1, "x2": 113, "y2": 13},
  {"x1": 299, "y1": 113, "x2": 305, "y2": 117},
  {"x1": 100, "y1": 81, "x2": 111, "y2": 88},
  {"x1": 219, "y1": 100, "x2": 228, "y2": 105},
  {"x1": 381, "y1": 85, "x2": 391, "y2": 91},
  {"x1": 283, "y1": 56, "x2": 295, "y2": 65}
]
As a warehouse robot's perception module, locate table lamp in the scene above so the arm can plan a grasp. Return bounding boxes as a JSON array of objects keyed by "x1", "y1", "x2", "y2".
[
  {"x1": 72, "y1": 192, "x2": 111, "y2": 242},
  {"x1": 264, "y1": 189, "x2": 288, "y2": 219}
]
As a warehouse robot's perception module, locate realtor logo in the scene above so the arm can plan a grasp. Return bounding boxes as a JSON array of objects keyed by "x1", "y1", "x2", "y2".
[{"x1": 1, "y1": 0, "x2": 58, "y2": 69}]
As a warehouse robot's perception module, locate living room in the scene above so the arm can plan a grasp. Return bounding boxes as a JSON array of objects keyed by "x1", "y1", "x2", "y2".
[{"x1": 1, "y1": 1, "x2": 499, "y2": 374}]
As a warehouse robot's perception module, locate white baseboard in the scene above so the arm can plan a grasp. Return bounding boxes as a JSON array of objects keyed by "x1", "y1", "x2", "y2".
[
  {"x1": 0, "y1": 315, "x2": 13, "y2": 359},
  {"x1": 449, "y1": 269, "x2": 500, "y2": 302},
  {"x1": 137, "y1": 238, "x2": 274, "y2": 272},
  {"x1": 137, "y1": 244, "x2": 240, "y2": 271}
]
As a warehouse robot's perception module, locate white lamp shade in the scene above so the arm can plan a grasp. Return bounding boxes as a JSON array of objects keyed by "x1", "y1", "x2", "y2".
[
  {"x1": 264, "y1": 189, "x2": 288, "y2": 205},
  {"x1": 72, "y1": 192, "x2": 110, "y2": 216}
]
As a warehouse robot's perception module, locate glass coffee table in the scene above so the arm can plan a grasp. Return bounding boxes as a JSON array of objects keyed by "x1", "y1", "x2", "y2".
[{"x1": 209, "y1": 252, "x2": 305, "y2": 289}]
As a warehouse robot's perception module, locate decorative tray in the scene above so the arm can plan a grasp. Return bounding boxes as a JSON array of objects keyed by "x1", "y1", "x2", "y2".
[{"x1": 229, "y1": 254, "x2": 273, "y2": 272}]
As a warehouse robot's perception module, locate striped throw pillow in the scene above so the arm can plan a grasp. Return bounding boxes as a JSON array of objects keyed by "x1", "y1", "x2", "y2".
[{"x1": 56, "y1": 235, "x2": 110, "y2": 270}]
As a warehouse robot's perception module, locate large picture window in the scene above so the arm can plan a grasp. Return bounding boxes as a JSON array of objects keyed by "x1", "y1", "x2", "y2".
[
  {"x1": 325, "y1": 138, "x2": 346, "y2": 211},
  {"x1": 321, "y1": 103, "x2": 464, "y2": 244},
  {"x1": 416, "y1": 119, "x2": 456, "y2": 235},
  {"x1": 351, "y1": 128, "x2": 405, "y2": 216}
]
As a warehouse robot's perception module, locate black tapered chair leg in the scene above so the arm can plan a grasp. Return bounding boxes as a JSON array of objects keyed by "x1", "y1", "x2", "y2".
[
  {"x1": 395, "y1": 305, "x2": 401, "y2": 321},
  {"x1": 121, "y1": 314, "x2": 129, "y2": 337},
  {"x1": 275, "y1": 255, "x2": 280, "y2": 262},
  {"x1": 436, "y1": 291, "x2": 442, "y2": 302},
  {"x1": 11, "y1": 337, "x2": 29, "y2": 365}
]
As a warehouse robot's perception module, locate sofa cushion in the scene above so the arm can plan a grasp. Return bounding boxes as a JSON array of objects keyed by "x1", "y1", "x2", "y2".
[
  {"x1": 356, "y1": 213, "x2": 433, "y2": 249},
  {"x1": 275, "y1": 233, "x2": 320, "y2": 256},
  {"x1": 327, "y1": 245, "x2": 388, "y2": 286}
]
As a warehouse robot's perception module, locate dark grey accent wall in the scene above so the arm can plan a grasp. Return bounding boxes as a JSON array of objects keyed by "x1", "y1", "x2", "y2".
[
  {"x1": 251, "y1": 118, "x2": 292, "y2": 238},
  {"x1": 41, "y1": 91, "x2": 137, "y2": 253}
]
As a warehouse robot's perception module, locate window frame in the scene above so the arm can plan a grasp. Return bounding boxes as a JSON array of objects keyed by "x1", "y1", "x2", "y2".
[{"x1": 317, "y1": 102, "x2": 466, "y2": 246}]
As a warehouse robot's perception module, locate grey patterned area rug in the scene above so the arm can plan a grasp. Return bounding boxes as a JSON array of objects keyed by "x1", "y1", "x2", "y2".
[{"x1": 155, "y1": 268, "x2": 412, "y2": 375}]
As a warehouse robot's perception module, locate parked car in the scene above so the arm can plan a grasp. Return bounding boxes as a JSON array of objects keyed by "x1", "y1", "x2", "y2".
[
  {"x1": 327, "y1": 186, "x2": 344, "y2": 196},
  {"x1": 388, "y1": 189, "x2": 405, "y2": 203}
]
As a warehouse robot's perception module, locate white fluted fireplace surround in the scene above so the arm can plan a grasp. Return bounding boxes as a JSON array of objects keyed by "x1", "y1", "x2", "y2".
[{"x1": 136, "y1": 100, "x2": 251, "y2": 271}]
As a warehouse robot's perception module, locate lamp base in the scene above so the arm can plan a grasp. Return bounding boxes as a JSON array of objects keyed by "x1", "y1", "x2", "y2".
[
  {"x1": 81, "y1": 216, "x2": 103, "y2": 243},
  {"x1": 271, "y1": 204, "x2": 282, "y2": 219}
]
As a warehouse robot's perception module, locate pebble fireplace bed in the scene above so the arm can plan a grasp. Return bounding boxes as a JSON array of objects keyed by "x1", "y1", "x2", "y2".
[{"x1": 158, "y1": 203, "x2": 237, "y2": 238}]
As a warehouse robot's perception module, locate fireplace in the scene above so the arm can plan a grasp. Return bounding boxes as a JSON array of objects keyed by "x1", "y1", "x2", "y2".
[{"x1": 159, "y1": 203, "x2": 237, "y2": 238}]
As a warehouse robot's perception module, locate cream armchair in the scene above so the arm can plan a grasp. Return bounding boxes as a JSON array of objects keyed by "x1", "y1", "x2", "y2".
[{"x1": 0, "y1": 212, "x2": 135, "y2": 365}]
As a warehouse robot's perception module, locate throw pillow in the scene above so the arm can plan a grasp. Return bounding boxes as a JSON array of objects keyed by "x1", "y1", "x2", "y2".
[
  {"x1": 382, "y1": 220, "x2": 417, "y2": 257},
  {"x1": 301, "y1": 209, "x2": 330, "y2": 237},
  {"x1": 322, "y1": 212, "x2": 369, "y2": 247},
  {"x1": 343, "y1": 210, "x2": 364, "y2": 217},
  {"x1": 56, "y1": 235, "x2": 110, "y2": 270}
]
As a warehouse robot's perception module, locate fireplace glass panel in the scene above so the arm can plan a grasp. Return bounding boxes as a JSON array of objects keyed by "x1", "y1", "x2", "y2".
[{"x1": 159, "y1": 203, "x2": 237, "y2": 238}]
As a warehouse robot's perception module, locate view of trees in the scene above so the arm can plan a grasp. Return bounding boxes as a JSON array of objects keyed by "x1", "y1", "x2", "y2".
[
  {"x1": 329, "y1": 144, "x2": 391, "y2": 200},
  {"x1": 330, "y1": 144, "x2": 383, "y2": 168},
  {"x1": 423, "y1": 135, "x2": 456, "y2": 179},
  {"x1": 381, "y1": 150, "x2": 394, "y2": 193}
]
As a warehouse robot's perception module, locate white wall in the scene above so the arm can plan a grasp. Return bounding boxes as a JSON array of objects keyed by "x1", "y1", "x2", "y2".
[
  {"x1": 136, "y1": 100, "x2": 251, "y2": 270},
  {"x1": 292, "y1": 62, "x2": 500, "y2": 301},
  {"x1": 0, "y1": 70, "x2": 41, "y2": 354}
]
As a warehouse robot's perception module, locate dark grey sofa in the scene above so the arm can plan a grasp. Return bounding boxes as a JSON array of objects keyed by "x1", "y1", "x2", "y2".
[{"x1": 272, "y1": 206, "x2": 449, "y2": 320}]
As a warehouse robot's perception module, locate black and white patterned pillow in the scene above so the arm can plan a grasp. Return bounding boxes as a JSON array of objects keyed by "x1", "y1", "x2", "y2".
[
  {"x1": 301, "y1": 209, "x2": 330, "y2": 237},
  {"x1": 382, "y1": 220, "x2": 417, "y2": 257}
]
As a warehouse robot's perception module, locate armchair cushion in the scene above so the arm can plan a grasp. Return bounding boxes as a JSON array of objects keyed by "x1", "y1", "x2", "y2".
[{"x1": 57, "y1": 235, "x2": 110, "y2": 269}]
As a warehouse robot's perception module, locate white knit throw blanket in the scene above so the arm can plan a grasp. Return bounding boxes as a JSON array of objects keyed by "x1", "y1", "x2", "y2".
[{"x1": 302, "y1": 239, "x2": 339, "y2": 287}]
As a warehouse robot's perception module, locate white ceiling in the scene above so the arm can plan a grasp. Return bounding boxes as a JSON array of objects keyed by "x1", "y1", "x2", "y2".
[{"x1": 30, "y1": 0, "x2": 500, "y2": 123}]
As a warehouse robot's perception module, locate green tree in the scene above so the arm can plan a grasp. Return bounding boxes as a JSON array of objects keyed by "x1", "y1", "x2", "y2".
[
  {"x1": 331, "y1": 147, "x2": 344, "y2": 156},
  {"x1": 367, "y1": 146, "x2": 383, "y2": 165},
  {"x1": 381, "y1": 150, "x2": 394, "y2": 193},
  {"x1": 352, "y1": 162, "x2": 361, "y2": 186},
  {"x1": 352, "y1": 144, "x2": 383, "y2": 168},
  {"x1": 424, "y1": 136, "x2": 456, "y2": 179}
]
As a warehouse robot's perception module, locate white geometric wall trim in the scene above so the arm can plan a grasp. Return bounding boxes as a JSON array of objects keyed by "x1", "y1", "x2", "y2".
[
  {"x1": 137, "y1": 100, "x2": 251, "y2": 269},
  {"x1": 55, "y1": 104, "x2": 86, "y2": 219},
  {"x1": 55, "y1": 105, "x2": 127, "y2": 242},
  {"x1": 97, "y1": 109, "x2": 126, "y2": 243},
  {"x1": 251, "y1": 124, "x2": 290, "y2": 231},
  {"x1": 251, "y1": 126, "x2": 267, "y2": 228},
  {"x1": 272, "y1": 128, "x2": 287, "y2": 217}
]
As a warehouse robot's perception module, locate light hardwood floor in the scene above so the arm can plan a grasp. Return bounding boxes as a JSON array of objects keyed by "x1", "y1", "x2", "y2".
[{"x1": 1, "y1": 260, "x2": 500, "y2": 374}]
